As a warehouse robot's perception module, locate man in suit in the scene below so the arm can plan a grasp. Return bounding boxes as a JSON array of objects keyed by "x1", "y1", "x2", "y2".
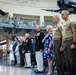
[
  {"x1": 19, "y1": 37, "x2": 24, "y2": 67},
  {"x1": 23, "y1": 33, "x2": 32, "y2": 67},
  {"x1": 34, "y1": 25, "x2": 45, "y2": 73}
]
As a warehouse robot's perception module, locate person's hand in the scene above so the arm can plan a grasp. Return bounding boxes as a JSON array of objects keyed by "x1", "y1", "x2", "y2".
[
  {"x1": 42, "y1": 39, "x2": 44, "y2": 43},
  {"x1": 28, "y1": 51, "x2": 30, "y2": 53},
  {"x1": 60, "y1": 46, "x2": 64, "y2": 52},
  {"x1": 48, "y1": 48, "x2": 50, "y2": 54},
  {"x1": 40, "y1": 49, "x2": 43, "y2": 52},
  {"x1": 22, "y1": 50, "x2": 24, "y2": 54},
  {"x1": 70, "y1": 44, "x2": 76, "y2": 49}
]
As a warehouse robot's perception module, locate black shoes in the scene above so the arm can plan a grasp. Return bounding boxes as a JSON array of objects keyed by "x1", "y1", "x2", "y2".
[{"x1": 34, "y1": 70, "x2": 44, "y2": 73}]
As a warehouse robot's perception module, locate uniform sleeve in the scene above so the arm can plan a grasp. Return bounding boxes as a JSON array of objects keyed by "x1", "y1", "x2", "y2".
[
  {"x1": 70, "y1": 21, "x2": 76, "y2": 32},
  {"x1": 40, "y1": 32, "x2": 45, "y2": 50},
  {"x1": 40, "y1": 32, "x2": 45, "y2": 39},
  {"x1": 58, "y1": 25, "x2": 63, "y2": 36},
  {"x1": 22, "y1": 41, "x2": 25, "y2": 51},
  {"x1": 28, "y1": 39, "x2": 32, "y2": 52}
]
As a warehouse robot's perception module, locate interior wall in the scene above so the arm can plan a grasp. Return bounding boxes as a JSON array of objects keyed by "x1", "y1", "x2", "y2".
[{"x1": 0, "y1": 0, "x2": 57, "y2": 8}]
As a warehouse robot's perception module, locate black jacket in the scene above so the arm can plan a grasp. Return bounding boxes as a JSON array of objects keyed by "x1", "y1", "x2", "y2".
[
  {"x1": 19, "y1": 41, "x2": 24, "y2": 54},
  {"x1": 23, "y1": 38, "x2": 32, "y2": 53},
  {"x1": 35, "y1": 31, "x2": 45, "y2": 51}
]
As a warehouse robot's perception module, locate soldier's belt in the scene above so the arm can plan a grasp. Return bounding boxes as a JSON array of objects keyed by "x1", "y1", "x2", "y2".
[
  {"x1": 53, "y1": 38, "x2": 61, "y2": 40},
  {"x1": 64, "y1": 37, "x2": 73, "y2": 41}
]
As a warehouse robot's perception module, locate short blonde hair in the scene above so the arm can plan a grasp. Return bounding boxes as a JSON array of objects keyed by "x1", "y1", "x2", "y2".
[{"x1": 46, "y1": 25, "x2": 53, "y2": 32}]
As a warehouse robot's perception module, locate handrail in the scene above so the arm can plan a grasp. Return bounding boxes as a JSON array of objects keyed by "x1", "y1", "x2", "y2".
[{"x1": 0, "y1": 17, "x2": 54, "y2": 28}]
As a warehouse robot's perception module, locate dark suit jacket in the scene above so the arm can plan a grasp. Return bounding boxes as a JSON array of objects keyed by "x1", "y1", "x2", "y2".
[
  {"x1": 19, "y1": 41, "x2": 24, "y2": 54},
  {"x1": 35, "y1": 31, "x2": 45, "y2": 51},
  {"x1": 23, "y1": 38, "x2": 32, "y2": 53}
]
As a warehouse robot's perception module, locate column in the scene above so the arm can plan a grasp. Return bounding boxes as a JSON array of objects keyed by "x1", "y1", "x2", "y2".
[{"x1": 40, "y1": 15, "x2": 44, "y2": 26}]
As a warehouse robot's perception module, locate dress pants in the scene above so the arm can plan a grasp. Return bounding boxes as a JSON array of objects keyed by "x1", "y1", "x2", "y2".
[
  {"x1": 13, "y1": 53, "x2": 17, "y2": 65},
  {"x1": 71, "y1": 48, "x2": 76, "y2": 75},
  {"x1": 16, "y1": 55, "x2": 20, "y2": 64},
  {"x1": 35, "y1": 51, "x2": 43, "y2": 71},
  {"x1": 64, "y1": 39, "x2": 76, "y2": 75},
  {"x1": 54, "y1": 39, "x2": 64, "y2": 75},
  {"x1": 20, "y1": 54, "x2": 24, "y2": 66},
  {"x1": 25, "y1": 53, "x2": 31, "y2": 67}
]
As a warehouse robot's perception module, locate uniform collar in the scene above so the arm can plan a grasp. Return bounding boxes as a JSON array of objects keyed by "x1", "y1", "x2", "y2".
[
  {"x1": 65, "y1": 19, "x2": 70, "y2": 23},
  {"x1": 54, "y1": 23, "x2": 60, "y2": 27}
]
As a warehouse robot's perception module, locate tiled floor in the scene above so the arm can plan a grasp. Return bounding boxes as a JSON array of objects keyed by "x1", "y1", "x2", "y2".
[{"x1": 0, "y1": 59, "x2": 57, "y2": 75}]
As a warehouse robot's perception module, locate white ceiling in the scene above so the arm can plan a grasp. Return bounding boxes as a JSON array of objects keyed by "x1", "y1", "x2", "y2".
[{"x1": 0, "y1": 0, "x2": 58, "y2": 8}]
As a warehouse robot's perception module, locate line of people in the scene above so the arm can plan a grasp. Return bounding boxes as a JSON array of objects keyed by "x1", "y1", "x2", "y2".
[
  {"x1": 53, "y1": 10, "x2": 76, "y2": 75},
  {"x1": 10, "y1": 34, "x2": 35, "y2": 67},
  {"x1": 9, "y1": 10, "x2": 76, "y2": 75}
]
